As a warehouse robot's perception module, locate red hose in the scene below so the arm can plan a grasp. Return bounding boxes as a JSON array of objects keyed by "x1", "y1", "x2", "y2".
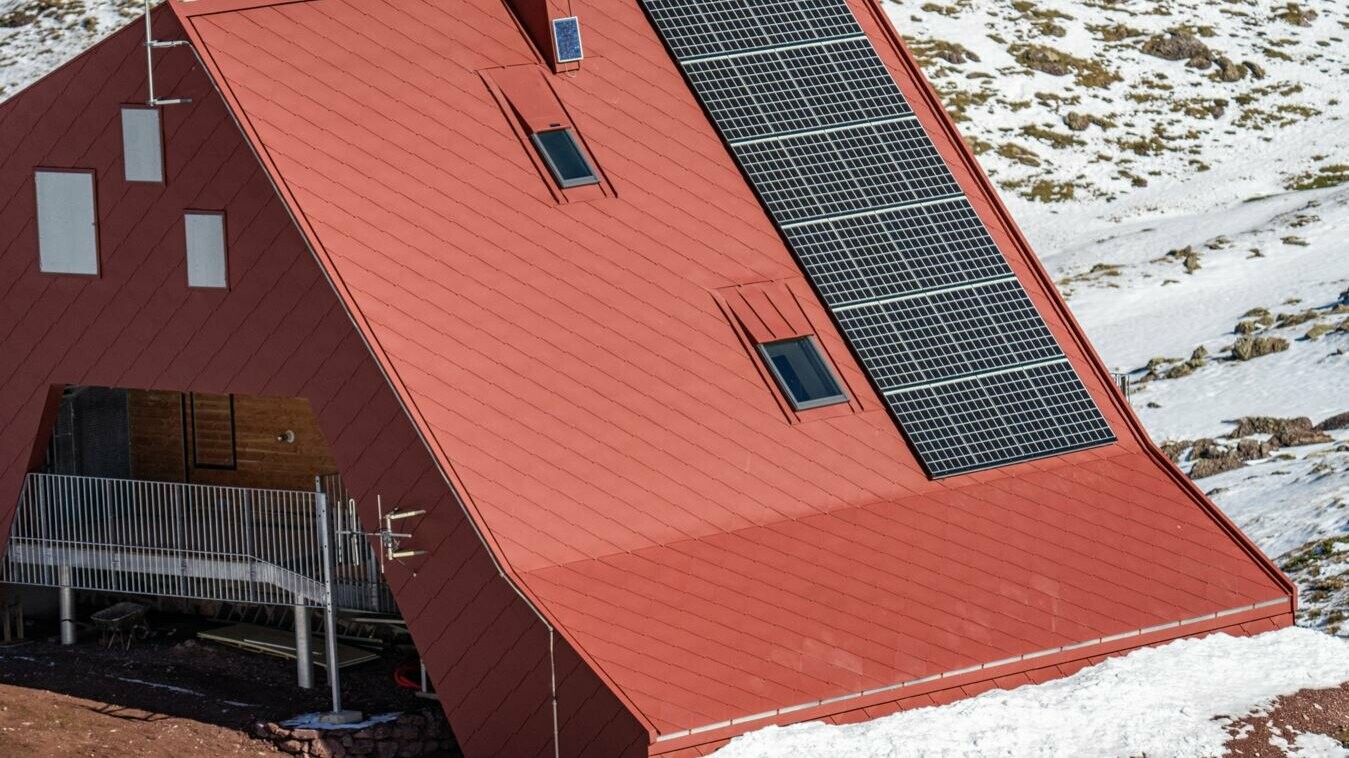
[{"x1": 393, "y1": 664, "x2": 421, "y2": 690}]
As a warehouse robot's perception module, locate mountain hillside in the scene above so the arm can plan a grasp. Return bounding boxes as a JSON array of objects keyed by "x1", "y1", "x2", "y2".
[
  {"x1": 0, "y1": 0, "x2": 138, "y2": 98},
  {"x1": 889, "y1": 0, "x2": 1349, "y2": 634}
]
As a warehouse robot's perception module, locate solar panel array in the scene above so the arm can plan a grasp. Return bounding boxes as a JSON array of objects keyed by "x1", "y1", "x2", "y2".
[
  {"x1": 782, "y1": 197, "x2": 1012, "y2": 306},
  {"x1": 733, "y1": 119, "x2": 961, "y2": 223},
  {"x1": 683, "y1": 38, "x2": 911, "y2": 141},
  {"x1": 640, "y1": 0, "x2": 1115, "y2": 476},
  {"x1": 643, "y1": 0, "x2": 862, "y2": 59}
]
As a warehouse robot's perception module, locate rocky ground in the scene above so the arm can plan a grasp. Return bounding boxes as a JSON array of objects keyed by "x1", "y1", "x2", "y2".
[
  {"x1": 891, "y1": 0, "x2": 1347, "y2": 204},
  {"x1": 0, "y1": 0, "x2": 140, "y2": 98},
  {"x1": 0, "y1": 681, "x2": 281, "y2": 758},
  {"x1": 892, "y1": 0, "x2": 1349, "y2": 652},
  {"x1": 0, "y1": 612, "x2": 454, "y2": 758},
  {"x1": 1225, "y1": 683, "x2": 1349, "y2": 756}
]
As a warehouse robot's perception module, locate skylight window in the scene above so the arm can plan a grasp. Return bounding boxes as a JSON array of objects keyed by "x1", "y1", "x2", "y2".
[
  {"x1": 530, "y1": 128, "x2": 600, "y2": 188},
  {"x1": 758, "y1": 337, "x2": 847, "y2": 411}
]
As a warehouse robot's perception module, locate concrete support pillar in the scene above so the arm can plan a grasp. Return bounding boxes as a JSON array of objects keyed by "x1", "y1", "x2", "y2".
[
  {"x1": 323, "y1": 598, "x2": 341, "y2": 707},
  {"x1": 58, "y1": 565, "x2": 75, "y2": 646},
  {"x1": 294, "y1": 602, "x2": 314, "y2": 689}
]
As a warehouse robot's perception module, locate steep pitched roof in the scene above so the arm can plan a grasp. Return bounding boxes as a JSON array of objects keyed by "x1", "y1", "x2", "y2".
[{"x1": 167, "y1": 0, "x2": 1293, "y2": 747}]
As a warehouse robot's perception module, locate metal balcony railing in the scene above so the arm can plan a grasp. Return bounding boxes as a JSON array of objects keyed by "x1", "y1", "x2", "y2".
[{"x1": 2, "y1": 473, "x2": 395, "y2": 614}]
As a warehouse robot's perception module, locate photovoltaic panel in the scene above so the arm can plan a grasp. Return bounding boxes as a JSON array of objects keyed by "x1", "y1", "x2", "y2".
[
  {"x1": 783, "y1": 197, "x2": 1012, "y2": 308},
  {"x1": 886, "y1": 361, "x2": 1114, "y2": 476},
  {"x1": 552, "y1": 17, "x2": 584, "y2": 63},
  {"x1": 834, "y1": 279, "x2": 1063, "y2": 390},
  {"x1": 733, "y1": 118, "x2": 961, "y2": 223},
  {"x1": 643, "y1": 0, "x2": 863, "y2": 60},
  {"x1": 683, "y1": 38, "x2": 912, "y2": 141},
  {"x1": 639, "y1": 0, "x2": 1115, "y2": 476}
]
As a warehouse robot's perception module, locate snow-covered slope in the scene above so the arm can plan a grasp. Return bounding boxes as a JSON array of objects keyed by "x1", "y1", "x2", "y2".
[
  {"x1": 0, "y1": 0, "x2": 140, "y2": 99},
  {"x1": 884, "y1": 0, "x2": 1348, "y2": 431},
  {"x1": 884, "y1": 0, "x2": 1348, "y2": 632},
  {"x1": 717, "y1": 625, "x2": 1349, "y2": 755},
  {"x1": 714, "y1": 628, "x2": 1349, "y2": 758},
  {"x1": 891, "y1": 0, "x2": 1349, "y2": 211}
]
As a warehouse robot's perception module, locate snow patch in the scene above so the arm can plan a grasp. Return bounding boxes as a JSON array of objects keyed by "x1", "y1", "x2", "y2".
[
  {"x1": 1198, "y1": 441, "x2": 1349, "y2": 558},
  {"x1": 712, "y1": 629, "x2": 1349, "y2": 758},
  {"x1": 280, "y1": 711, "x2": 400, "y2": 732},
  {"x1": 112, "y1": 676, "x2": 203, "y2": 697},
  {"x1": 0, "y1": 0, "x2": 142, "y2": 100},
  {"x1": 1271, "y1": 731, "x2": 1349, "y2": 758}
]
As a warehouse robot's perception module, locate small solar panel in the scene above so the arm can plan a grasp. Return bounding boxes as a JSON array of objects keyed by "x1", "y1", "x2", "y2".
[
  {"x1": 733, "y1": 119, "x2": 961, "y2": 224},
  {"x1": 552, "y1": 17, "x2": 584, "y2": 63},
  {"x1": 886, "y1": 361, "x2": 1116, "y2": 477},
  {"x1": 643, "y1": 0, "x2": 863, "y2": 60},
  {"x1": 638, "y1": 0, "x2": 1116, "y2": 476},
  {"x1": 683, "y1": 38, "x2": 912, "y2": 142},
  {"x1": 784, "y1": 197, "x2": 1012, "y2": 308},
  {"x1": 833, "y1": 279, "x2": 1064, "y2": 390}
]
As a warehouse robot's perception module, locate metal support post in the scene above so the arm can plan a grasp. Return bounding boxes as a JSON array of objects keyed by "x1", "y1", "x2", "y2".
[
  {"x1": 413, "y1": 659, "x2": 436, "y2": 700},
  {"x1": 143, "y1": 0, "x2": 191, "y2": 106},
  {"x1": 58, "y1": 565, "x2": 75, "y2": 645},
  {"x1": 315, "y1": 493, "x2": 361, "y2": 723},
  {"x1": 294, "y1": 600, "x2": 314, "y2": 689}
]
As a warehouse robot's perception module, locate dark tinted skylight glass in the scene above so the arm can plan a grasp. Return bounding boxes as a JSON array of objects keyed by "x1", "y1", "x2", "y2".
[
  {"x1": 759, "y1": 337, "x2": 847, "y2": 410},
  {"x1": 531, "y1": 129, "x2": 599, "y2": 188}
]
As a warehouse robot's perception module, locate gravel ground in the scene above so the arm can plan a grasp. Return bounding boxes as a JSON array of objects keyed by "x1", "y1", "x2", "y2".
[
  {"x1": 1226, "y1": 682, "x2": 1349, "y2": 756},
  {"x1": 0, "y1": 609, "x2": 452, "y2": 757},
  {"x1": 0, "y1": 680, "x2": 281, "y2": 758}
]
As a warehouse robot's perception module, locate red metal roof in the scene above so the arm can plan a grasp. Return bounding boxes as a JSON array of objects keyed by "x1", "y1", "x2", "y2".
[{"x1": 164, "y1": 0, "x2": 1293, "y2": 749}]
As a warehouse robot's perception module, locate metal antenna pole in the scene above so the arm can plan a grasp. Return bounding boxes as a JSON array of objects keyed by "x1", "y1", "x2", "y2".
[
  {"x1": 143, "y1": 0, "x2": 155, "y2": 105},
  {"x1": 316, "y1": 492, "x2": 341, "y2": 712},
  {"x1": 143, "y1": 0, "x2": 191, "y2": 107},
  {"x1": 315, "y1": 492, "x2": 360, "y2": 723}
]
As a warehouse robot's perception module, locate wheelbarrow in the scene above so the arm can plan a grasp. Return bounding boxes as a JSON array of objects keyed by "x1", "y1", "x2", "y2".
[{"x1": 90, "y1": 601, "x2": 150, "y2": 650}]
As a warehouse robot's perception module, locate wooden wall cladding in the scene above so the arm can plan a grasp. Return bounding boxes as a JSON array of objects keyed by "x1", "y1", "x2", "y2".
[{"x1": 128, "y1": 389, "x2": 337, "y2": 491}]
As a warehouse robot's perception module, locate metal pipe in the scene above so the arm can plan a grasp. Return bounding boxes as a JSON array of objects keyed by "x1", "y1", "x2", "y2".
[
  {"x1": 316, "y1": 493, "x2": 343, "y2": 714},
  {"x1": 143, "y1": 0, "x2": 154, "y2": 106},
  {"x1": 58, "y1": 565, "x2": 75, "y2": 645},
  {"x1": 550, "y1": 627, "x2": 560, "y2": 758},
  {"x1": 294, "y1": 601, "x2": 314, "y2": 689}
]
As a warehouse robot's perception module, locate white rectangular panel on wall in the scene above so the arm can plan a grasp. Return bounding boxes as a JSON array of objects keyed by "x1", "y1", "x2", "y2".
[
  {"x1": 184, "y1": 212, "x2": 228, "y2": 289},
  {"x1": 35, "y1": 170, "x2": 99, "y2": 275},
  {"x1": 121, "y1": 107, "x2": 164, "y2": 183}
]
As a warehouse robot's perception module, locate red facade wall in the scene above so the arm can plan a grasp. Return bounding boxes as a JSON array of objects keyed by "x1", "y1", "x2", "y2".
[{"x1": 0, "y1": 11, "x2": 640, "y2": 757}]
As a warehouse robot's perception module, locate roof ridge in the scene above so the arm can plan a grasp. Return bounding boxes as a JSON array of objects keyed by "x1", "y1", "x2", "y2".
[{"x1": 173, "y1": 0, "x2": 314, "y2": 19}]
